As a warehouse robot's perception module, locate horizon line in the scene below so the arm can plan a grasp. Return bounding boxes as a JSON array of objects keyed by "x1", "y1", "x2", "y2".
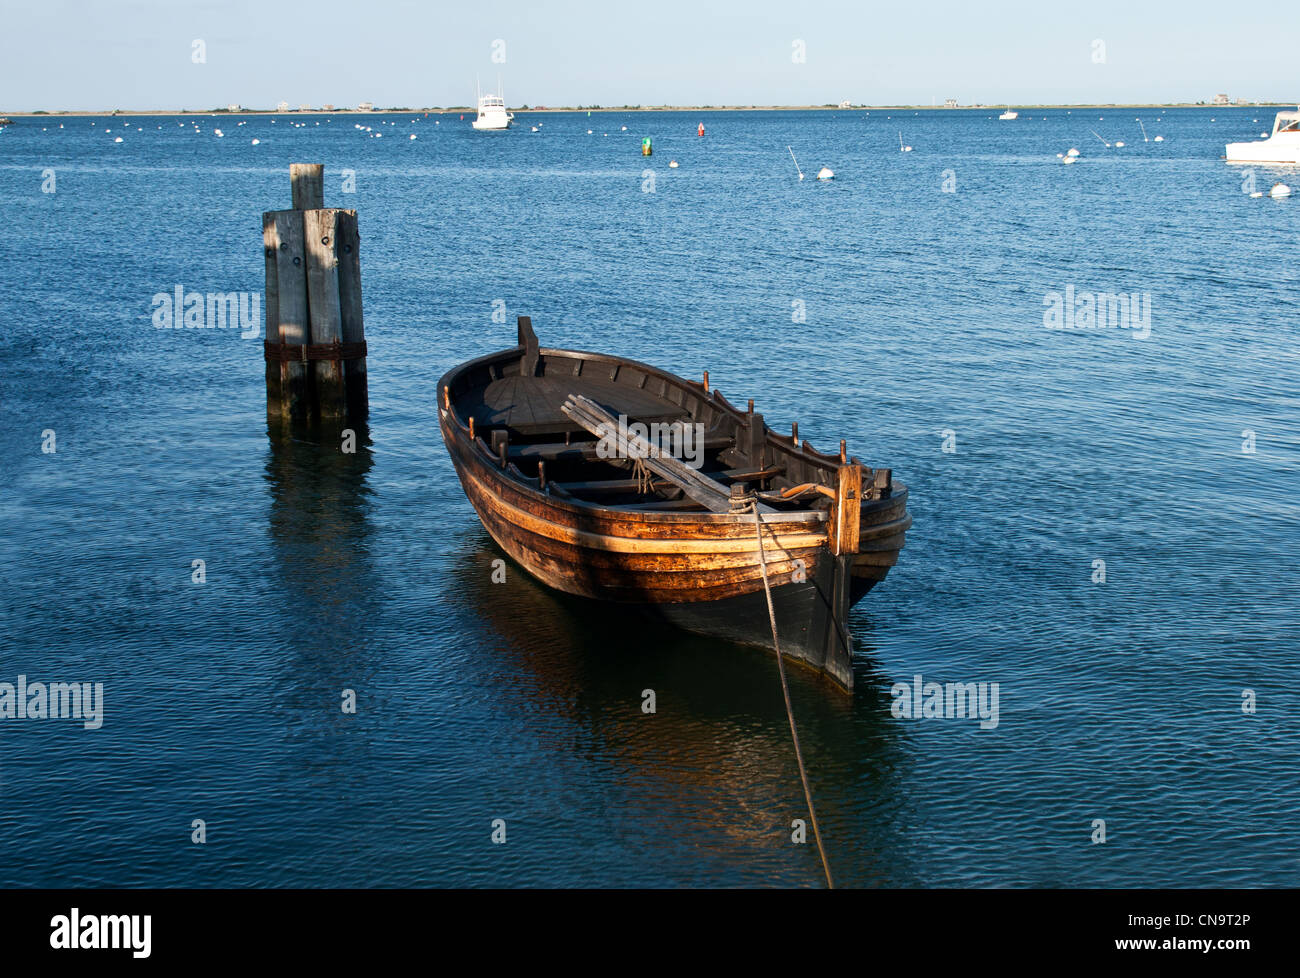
[{"x1": 4, "y1": 100, "x2": 1295, "y2": 118}]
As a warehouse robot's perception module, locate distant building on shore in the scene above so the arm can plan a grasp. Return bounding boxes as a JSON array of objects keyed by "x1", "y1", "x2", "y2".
[
  {"x1": 1213, "y1": 93, "x2": 1231, "y2": 105},
  {"x1": 227, "y1": 103, "x2": 241, "y2": 113},
  {"x1": 838, "y1": 99, "x2": 851, "y2": 109},
  {"x1": 944, "y1": 98, "x2": 958, "y2": 109},
  {"x1": 358, "y1": 101, "x2": 374, "y2": 112},
  {"x1": 276, "y1": 100, "x2": 289, "y2": 113}
]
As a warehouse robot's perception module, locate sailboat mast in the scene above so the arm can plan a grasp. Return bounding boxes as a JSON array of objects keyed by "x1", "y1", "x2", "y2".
[{"x1": 787, "y1": 145, "x2": 803, "y2": 179}]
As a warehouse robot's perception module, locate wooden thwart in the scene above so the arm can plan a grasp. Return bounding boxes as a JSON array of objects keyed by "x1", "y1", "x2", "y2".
[
  {"x1": 556, "y1": 464, "x2": 784, "y2": 495},
  {"x1": 508, "y1": 432, "x2": 731, "y2": 463},
  {"x1": 555, "y1": 477, "x2": 671, "y2": 494}
]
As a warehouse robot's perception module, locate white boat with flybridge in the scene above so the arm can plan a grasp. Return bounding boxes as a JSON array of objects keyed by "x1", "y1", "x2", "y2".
[
  {"x1": 1225, "y1": 107, "x2": 1300, "y2": 164},
  {"x1": 471, "y1": 80, "x2": 514, "y2": 131},
  {"x1": 998, "y1": 108, "x2": 1019, "y2": 120}
]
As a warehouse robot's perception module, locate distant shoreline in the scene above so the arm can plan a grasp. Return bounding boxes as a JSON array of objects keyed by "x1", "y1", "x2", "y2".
[{"x1": 2, "y1": 102, "x2": 1291, "y2": 118}]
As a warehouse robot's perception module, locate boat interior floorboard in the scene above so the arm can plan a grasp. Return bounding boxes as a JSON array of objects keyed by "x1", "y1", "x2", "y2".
[{"x1": 465, "y1": 374, "x2": 690, "y2": 436}]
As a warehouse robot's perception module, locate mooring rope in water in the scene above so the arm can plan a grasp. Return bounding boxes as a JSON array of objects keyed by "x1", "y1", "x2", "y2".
[{"x1": 749, "y1": 495, "x2": 834, "y2": 889}]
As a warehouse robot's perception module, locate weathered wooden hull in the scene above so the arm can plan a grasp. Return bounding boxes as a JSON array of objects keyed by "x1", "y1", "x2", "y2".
[{"x1": 438, "y1": 330, "x2": 909, "y2": 690}]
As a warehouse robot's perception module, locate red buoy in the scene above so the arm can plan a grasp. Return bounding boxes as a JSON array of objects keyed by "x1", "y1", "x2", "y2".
[{"x1": 698, "y1": 122, "x2": 705, "y2": 137}]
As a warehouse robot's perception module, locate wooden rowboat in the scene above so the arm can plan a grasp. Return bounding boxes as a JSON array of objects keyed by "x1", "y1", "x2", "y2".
[{"x1": 438, "y1": 317, "x2": 910, "y2": 690}]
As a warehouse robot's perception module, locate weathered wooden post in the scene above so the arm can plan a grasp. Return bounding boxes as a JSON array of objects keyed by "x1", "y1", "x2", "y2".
[
  {"x1": 304, "y1": 208, "x2": 346, "y2": 418},
  {"x1": 336, "y1": 211, "x2": 367, "y2": 417},
  {"x1": 831, "y1": 462, "x2": 861, "y2": 556},
  {"x1": 262, "y1": 212, "x2": 282, "y2": 414},
  {"x1": 290, "y1": 162, "x2": 324, "y2": 210},
  {"x1": 263, "y1": 163, "x2": 368, "y2": 424},
  {"x1": 266, "y1": 209, "x2": 310, "y2": 419}
]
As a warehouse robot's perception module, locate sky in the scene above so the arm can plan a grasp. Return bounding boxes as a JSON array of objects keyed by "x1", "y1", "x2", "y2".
[{"x1": 1, "y1": 0, "x2": 1297, "y2": 112}]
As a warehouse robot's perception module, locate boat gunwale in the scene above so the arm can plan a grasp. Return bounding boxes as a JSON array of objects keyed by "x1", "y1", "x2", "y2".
[{"x1": 438, "y1": 343, "x2": 895, "y2": 516}]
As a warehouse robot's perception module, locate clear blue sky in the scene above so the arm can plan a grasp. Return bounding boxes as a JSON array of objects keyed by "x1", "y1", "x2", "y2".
[{"x1": 2, "y1": 0, "x2": 1296, "y2": 111}]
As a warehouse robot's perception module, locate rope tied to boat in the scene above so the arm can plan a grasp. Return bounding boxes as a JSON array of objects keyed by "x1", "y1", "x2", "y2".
[
  {"x1": 745, "y1": 491, "x2": 834, "y2": 889},
  {"x1": 631, "y1": 455, "x2": 655, "y2": 496}
]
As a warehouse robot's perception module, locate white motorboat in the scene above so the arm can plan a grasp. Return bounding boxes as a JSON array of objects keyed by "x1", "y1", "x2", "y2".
[
  {"x1": 471, "y1": 81, "x2": 514, "y2": 131},
  {"x1": 1225, "y1": 107, "x2": 1300, "y2": 164},
  {"x1": 998, "y1": 108, "x2": 1019, "y2": 120}
]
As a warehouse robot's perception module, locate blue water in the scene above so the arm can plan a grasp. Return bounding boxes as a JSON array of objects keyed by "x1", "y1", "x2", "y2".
[{"x1": 1, "y1": 107, "x2": 1297, "y2": 887}]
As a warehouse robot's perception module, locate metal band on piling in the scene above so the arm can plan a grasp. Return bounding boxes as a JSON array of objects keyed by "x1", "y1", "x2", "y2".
[{"x1": 263, "y1": 340, "x2": 368, "y2": 363}]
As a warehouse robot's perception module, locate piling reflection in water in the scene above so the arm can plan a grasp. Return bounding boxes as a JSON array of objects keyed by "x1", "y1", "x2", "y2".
[
  {"x1": 263, "y1": 421, "x2": 380, "y2": 754},
  {"x1": 448, "y1": 531, "x2": 915, "y2": 885}
]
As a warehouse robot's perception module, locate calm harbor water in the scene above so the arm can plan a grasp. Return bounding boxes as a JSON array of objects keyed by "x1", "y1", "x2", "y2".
[{"x1": 1, "y1": 107, "x2": 1297, "y2": 887}]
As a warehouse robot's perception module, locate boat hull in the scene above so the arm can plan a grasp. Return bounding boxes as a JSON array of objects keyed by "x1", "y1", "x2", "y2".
[
  {"x1": 1225, "y1": 140, "x2": 1300, "y2": 164},
  {"x1": 439, "y1": 394, "x2": 909, "y2": 690}
]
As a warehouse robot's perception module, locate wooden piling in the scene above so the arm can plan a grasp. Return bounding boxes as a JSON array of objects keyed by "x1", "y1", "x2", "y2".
[
  {"x1": 290, "y1": 163, "x2": 325, "y2": 209},
  {"x1": 303, "y1": 208, "x2": 346, "y2": 419},
  {"x1": 262, "y1": 213, "x2": 282, "y2": 418},
  {"x1": 263, "y1": 164, "x2": 369, "y2": 425},
  {"x1": 271, "y1": 209, "x2": 311, "y2": 419},
  {"x1": 336, "y1": 210, "x2": 368, "y2": 419}
]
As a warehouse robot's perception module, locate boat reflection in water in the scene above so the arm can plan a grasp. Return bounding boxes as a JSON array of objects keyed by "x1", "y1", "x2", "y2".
[{"x1": 448, "y1": 531, "x2": 913, "y2": 885}]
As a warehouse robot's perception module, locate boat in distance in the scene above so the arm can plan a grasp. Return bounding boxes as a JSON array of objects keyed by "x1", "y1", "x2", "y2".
[
  {"x1": 437, "y1": 317, "x2": 911, "y2": 690},
  {"x1": 1225, "y1": 107, "x2": 1300, "y2": 164},
  {"x1": 471, "y1": 81, "x2": 514, "y2": 130}
]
